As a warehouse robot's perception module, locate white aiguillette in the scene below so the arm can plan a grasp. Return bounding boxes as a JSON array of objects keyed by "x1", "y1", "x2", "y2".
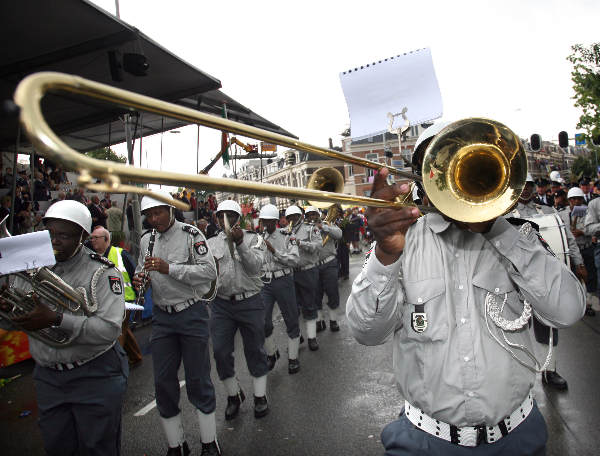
[{"x1": 0, "y1": 230, "x2": 56, "y2": 275}]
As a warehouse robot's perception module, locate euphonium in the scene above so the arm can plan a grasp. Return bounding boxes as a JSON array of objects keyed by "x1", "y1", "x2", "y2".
[
  {"x1": 0, "y1": 267, "x2": 97, "y2": 347},
  {"x1": 322, "y1": 205, "x2": 342, "y2": 246}
]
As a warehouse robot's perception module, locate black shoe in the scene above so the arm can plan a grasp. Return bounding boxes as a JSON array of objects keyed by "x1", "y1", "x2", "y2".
[
  {"x1": 586, "y1": 306, "x2": 596, "y2": 316},
  {"x1": 342, "y1": 276, "x2": 349, "y2": 281},
  {"x1": 225, "y1": 390, "x2": 245, "y2": 420},
  {"x1": 308, "y1": 338, "x2": 319, "y2": 351},
  {"x1": 166, "y1": 441, "x2": 190, "y2": 456},
  {"x1": 200, "y1": 440, "x2": 221, "y2": 456},
  {"x1": 330, "y1": 320, "x2": 340, "y2": 332},
  {"x1": 267, "y1": 349, "x2": 280, "y2": 371},
  {"x1": 254, "y1": 395, "x2": 269, "y2": 418},
  {"x1": 288, "y1": 358, "x2": 300, "y2": 374},
  {"x1": 542, "y1": 370, "x2": 568, "y2": 390},
  {"x1": 316, "y1": 320, "x2": 326, "y2": 332},
  {"x1": 300, "y1": 335, "x2": 304, "y2": 344}
]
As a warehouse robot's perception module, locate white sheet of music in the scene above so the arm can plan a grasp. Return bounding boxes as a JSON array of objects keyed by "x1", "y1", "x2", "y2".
[
  {"x1": 0, "y1": 230, "x2": 56, "y2": 275},
  {"x1": 339, "y1": 47, "x2": 443, "y2": 140}
]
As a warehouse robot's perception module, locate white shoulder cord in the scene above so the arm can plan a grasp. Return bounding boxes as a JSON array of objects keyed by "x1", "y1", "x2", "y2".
[
  {"x1": 484, "y1": 292, "x2": 552, "y2": 373},
  {"x1": 188, "y1": 232, "x2": 218, "y2": 302}
]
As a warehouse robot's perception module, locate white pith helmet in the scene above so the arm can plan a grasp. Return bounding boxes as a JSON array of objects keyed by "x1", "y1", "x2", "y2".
[
  {"x1": 259, "y1": 204, "x2": 279, "y2": 220},
  {"x1": 304, "y1": 205, "x2": 320, "y2": 215},
  {"x1": 567, "y1": 187, "x2": 585, "y2": 199},
  {"x1": 285, "y1": 205, "x2": 303, "y2": 217},
  {"x1": 412, "y1": 121, "x2": 452, "y2": 165},
  {"x1": 526, "y1": 173, "x2": 534, "y2": 183},
  {"x1": 140, "y1": 190, "x2": 175, "y2": 213},
  {"x1": 549, "y1": 170, "x2": 561, "y2": 181},
  {"x1": 216, "y1": 200, "x2": 242, "y2": 216},
  {"x1": 43, "y1": 200, "x2": 92, "y2": 234}
]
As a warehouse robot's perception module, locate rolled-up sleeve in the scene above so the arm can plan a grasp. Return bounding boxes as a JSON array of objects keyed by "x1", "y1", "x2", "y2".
[
  {"x1": 483, "y1": 217, "x2": 585, "y2": 328},
  {"x1": 346, "y1": 249, "x2": 404, "y2": 346},
  {"x1": 60, "y1": 268, "x2": 125, "y2": 345}
]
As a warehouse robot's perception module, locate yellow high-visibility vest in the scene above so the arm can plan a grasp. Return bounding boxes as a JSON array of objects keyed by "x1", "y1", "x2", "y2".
[{"x1": 108, "y1": 246, "x2": 136, "y2": 302}]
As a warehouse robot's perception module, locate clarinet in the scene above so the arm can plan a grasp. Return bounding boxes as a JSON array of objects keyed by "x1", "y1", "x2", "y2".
[{"x1": 135, "y1": 229, "x2": 157, "y2": 306}]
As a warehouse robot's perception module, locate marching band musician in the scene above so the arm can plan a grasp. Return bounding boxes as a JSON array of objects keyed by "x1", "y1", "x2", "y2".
[
  {"x1": 507, "y1": 174, "x2": 585, "y2": 391},
  {"x1": 207, "y1": 200, "x2": 270, "y2": 420},
  {"x1": 346, "y1": 123, "x2": 585, "y2": 455},
  {"x1": 132, "y1": 190, "x2": 220, "y2": 456},
  {"x1": 258, "y1": 203, "x2": 301, "y2": 374},
  {"x1": 285, "y1": 205, "x2": 323, "y2": 351},
  {"x1": 305, "y1": 205, "x2": 343, "y2": 333},
  {"x1": 0, "y1": 200, "x2": 128, "y2": 456}
]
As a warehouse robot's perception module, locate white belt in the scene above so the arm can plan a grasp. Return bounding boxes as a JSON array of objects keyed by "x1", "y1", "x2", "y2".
[
  {"x1": 318, "y1": 255, "x2": 336, "y2": 265},
  {"x1": 404, "y1": 391, "x2": 534, "y2": 447},
  {"x1": 162, "y1": 299, "x2": 196, "y2": 314},
  {"x1": 296, "y1": 264, "x2": 317, "y2": 272},
  {"x1": 263, "y1": 268, "x2": 293, "y2": 279},
  {"x1": 48, "y1": 342, "x2": 116, "y2": 371},
  {"x1": 217, "y1": 290, "x2": 261, "y2": 301}
]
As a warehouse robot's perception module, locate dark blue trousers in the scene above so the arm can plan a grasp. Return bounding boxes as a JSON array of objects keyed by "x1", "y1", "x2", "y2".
[
  {"x1": 294, "y1": 267, "x2": 318, "y2": 320},
  {"x1": 262, "y1": 274, "x2": 300, "y2": 339},
  {"x1": 33, "y1": 344, "x2": 128, "y2": 456},
  {"x1": 316, "y1": 258, "x2": 340, "y2": 312},
  {"x1": 210, "y1": 294, "x2": 269, "y2": 379},
  {"x1": 151, "y1": 303, "x2": 216, "y2": 417},
  {"x1": 381, "y1": 402, "x2": 547, "y2": 456}
]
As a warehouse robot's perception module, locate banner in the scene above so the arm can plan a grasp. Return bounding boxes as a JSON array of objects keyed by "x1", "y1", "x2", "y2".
[{"x1": 261, "y1": 142, "x2": 277, "y2": 152}]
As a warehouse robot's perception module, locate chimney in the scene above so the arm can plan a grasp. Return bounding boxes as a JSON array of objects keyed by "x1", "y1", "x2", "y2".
[{"x1": 329, "y1": 138, "x2": 334, "y2": 149}]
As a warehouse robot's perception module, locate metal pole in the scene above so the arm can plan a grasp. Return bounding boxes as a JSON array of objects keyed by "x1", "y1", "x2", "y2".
[
  {"x1": 195, "y1": 124, "x2": 200, "y2": 223},
  {"x1": 114, "y1": 0, "x2": 120, "y2": 18},
  {"x1": 124, "y1": 114, "x2": 142, "y2": 260},
  {"x1": 9, "y1": 127, "x2": 20, "y2": 233}
]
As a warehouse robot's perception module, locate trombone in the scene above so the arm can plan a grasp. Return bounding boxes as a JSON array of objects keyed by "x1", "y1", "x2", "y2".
[{"x1": 14, "y1": 72, "x2": 526, "y2": 222}]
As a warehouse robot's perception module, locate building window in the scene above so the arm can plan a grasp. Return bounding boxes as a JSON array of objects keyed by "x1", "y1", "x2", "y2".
[
  {"x1": 392, "y1": 159, "x2": 404, "y2": 168},
  {"x1": 364, "y1": 190, "x2": 371, "y2": 197},
  {"x1": 347, "y1": 165, "x2": 353, "y2": 176},
  {"x1": 367, "y1": 168, "x2": 375, "y2": 178},
  {"x1": 366, "y1": 153, "x2": 379, "y2": 162}
]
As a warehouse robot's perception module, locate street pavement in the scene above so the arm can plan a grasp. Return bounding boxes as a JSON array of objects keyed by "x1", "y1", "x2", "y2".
[{"x1": 1, "y1": 252, "x2": 600, "y2": 455}]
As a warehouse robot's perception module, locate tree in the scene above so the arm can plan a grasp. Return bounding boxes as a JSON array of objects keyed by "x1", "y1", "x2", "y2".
[
  {"x1": 567, "y1": 43, "x2": 600, "y2": 142},
  {"x1": 570, "y1": 155, "x2": 596, "y2": 181},
  {"x1": 84, "y1": 147, "x2": 126, "y2": 163}
]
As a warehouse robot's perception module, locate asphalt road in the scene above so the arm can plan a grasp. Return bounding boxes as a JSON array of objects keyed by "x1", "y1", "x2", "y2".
[{"x1": 1, "y1": 252, "x2": 600, "y2": 455}]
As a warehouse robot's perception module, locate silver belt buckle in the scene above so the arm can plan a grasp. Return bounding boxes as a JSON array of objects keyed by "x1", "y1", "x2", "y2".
[{"x1": 459, "y1": 427, "x2": 479, "y2": 447}]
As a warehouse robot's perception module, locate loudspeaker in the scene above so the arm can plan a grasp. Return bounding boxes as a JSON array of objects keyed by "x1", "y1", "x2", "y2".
[{"x1": 123, "y1": 53, "x2": 149, "y2": 76}]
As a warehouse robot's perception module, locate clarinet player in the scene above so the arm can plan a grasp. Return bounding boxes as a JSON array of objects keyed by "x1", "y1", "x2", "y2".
[{"x1": 132, "y1": 190, "x2": 220, "y2": 456}]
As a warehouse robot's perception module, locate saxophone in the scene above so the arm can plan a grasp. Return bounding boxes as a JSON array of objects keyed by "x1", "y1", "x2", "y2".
[{"x1": 134, "y1": 228, "x2": 156, "y2": 307}]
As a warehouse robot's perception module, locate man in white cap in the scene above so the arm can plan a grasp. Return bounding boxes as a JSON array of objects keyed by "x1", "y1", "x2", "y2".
[
  {"x1": 285, "y1": 204, "x2": 323, "y2": 351},
  {"x1": 560, "y1": 187, "x2": 595, "y2": 316},
  {"x1": 0, "y1": 200, "x2": 128, "y2": 456},
  {"x1": 347, "y1": 121, "x2": 585, "y2": 454},
  {"x1": 305, "y1": 205, "x2": 343, "y2": 333},
  {"x1": 207, "y1": 200, "x2": 270, "y2": 420},
  {"x1": 258, "y1": 203, "x2": 301, "y2": 374},
  {"x1": 132, "y1": 190, "x2": 220, "y2": 456}
]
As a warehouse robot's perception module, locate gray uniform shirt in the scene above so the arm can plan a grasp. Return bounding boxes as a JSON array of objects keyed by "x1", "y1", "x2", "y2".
[
  {"x1": 208, "y1": 230, "x2": 266, "y2": 297},
  {"x1": 13, "y1": 246, "x2": 126, "y2": 367},
  {"x1": 135, "y1": 220, "x2": 217, "y2": 308},
  {"x1": 346, "y1": 214, "x2": 585, "y2": 426},
  {"x1": 262, "y1": 228, "x2": 299, "y2": 273},
  {"x1": 508, "y1": 201, "x2": 583, "y2": 266},
  {"x1": 290, "y1": 221, "x2": 322, "y2": 268},
  {"x1": 318, "y1": 222, "x2": 342, "y2": 261},
  {"x1": 559, "y1": 207, "x2": 591, "y2": 252},
  {"x1": 584, "y1": 197, "x2": 600, "y2": 238}
]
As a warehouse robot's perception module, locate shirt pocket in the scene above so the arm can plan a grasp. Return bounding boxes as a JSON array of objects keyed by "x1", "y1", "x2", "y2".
[
  {"x1": 167, "y1": 243, "x2": 190, "y2": 265},
  {"x1": 402, "y1": 278, "x2": 448, "y2": 342},
  {"x1": 472, "y1": 270, "x2": 523, "y2": 319}
]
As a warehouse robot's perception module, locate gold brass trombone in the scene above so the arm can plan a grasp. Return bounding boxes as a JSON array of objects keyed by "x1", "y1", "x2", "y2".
[{"x1": 14, "y1": 72, "x2": 526, "y2": 222}]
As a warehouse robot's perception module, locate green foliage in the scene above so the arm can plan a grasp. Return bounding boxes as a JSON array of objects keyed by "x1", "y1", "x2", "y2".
[
  {"x1": 568, "y1": 43, "x2": 600, "y2": 141},
  {"x1": 570, "y1": 155, "x2": 595, "y2": 181},
  {"x1": 84, "y1": 147, "x2": 126, "y2": 163}
]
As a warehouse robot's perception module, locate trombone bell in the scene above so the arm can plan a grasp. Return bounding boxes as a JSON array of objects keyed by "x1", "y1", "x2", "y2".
[
  {"x1": 306, "y1": 167, "x2": 345, "y2": 209},
  {"x1": 422, "y1": 118, "x2": 527, "y2": 223}
]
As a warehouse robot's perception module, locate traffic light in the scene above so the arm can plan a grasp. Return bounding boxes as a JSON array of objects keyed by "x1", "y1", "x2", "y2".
[
  {"x1": 593, "y1": 134, "x2": 600, "y2": 146},
  {"x1": 530, "y1": 134, "x2": 541, "y2": 151},
  {"x1": 558, "y1": 131, "x2": 569, "y2": 148}
]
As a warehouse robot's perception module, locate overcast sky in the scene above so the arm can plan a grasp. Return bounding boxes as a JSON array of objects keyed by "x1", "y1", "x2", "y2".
[{"x1": 89, "y1": 0, "x2": 600, "y2": 187}]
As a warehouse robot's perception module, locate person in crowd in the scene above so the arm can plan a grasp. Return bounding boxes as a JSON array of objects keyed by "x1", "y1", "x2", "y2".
[
  {"x1": 132, "y1": 190, "x2": 220, "y2": 456},
  {"x1": 33, "y1": 171, "x2": 49, "y2": 201},
  {"x1": 559, "y1": 188, "x2": 596, "y2": 316},
  {"x1": 0, "y1": 200, "x2": 128, "y2": 456},
  {"x1": 207, "y1": 194, "x2": 217, "y2": 213},
  {"x1": 2, "y1": 166, "x2": 14, "y2": 188},
  {"x1": 90, "y1": 226, "x2": 143, "y2": 364},
  {"x1": 584, "y1": 193, "x2": 600, "y2": 317},
  {"x1": 0, "y1": 195, "x2": 11, "y2": 222},
  {"x1": 337, "y1": 210, "x2": 351, "y2": 280},
  {"x1": 206, "y1": 200, "x2": 269, "y2": 421},
  {"x1": 534, "y1": 178, "x2": 553, "y2": 206},
  {"x1": 550, "y1": 180, "x2": 563, "y2": 196},
  {"x1": 198, "y1": 200, "x2": 210, "y2": 221},
  {"x1": 258, "y1": 203, "x2": 301, "y2": 374},
  {"x1": 197, "y1": 218, "x2": 209, "y2": 237},
  {"x1": 88, "y1": 195, "x2": 107, "y2": 229},
  {"x1": 205, "y1": 212, "x2": 219, "y2": 239},
  {"x1": 508, "y1": 174, "x2": 585, "y2": 391},
  {"x1": 100, "y1": 193, "x2": 112, "y2": 209},
  {"x1": 348, "y1": 208, "x2": 364, "y2": 254},
  {"x1": 553, "y1": 189, "x2": 568, "y2": 211},
  {"x1": 579, "y1": 178, "x2": 596, "y2": 204},
  {"x1": 106, "y1": 200, "x2": 125, "y2": 247},
  {"x1": 347, "y1": 122, "x2": 585, "y2": 455},
  {"x1": 286, "y1": 205, "x2": 323, "y2": 351},
  {"x1": 305, "y1": 206, "x2": 343, "y2": 333}
]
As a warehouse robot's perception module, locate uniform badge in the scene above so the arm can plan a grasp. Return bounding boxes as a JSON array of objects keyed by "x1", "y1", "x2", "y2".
[
  {"x1": 289, "y1": 237, "x2": 297, "y2": 246},
  {"x1": 411, "y1": 312, "x2": 427, "y2": 333},
  {"x1": 194, "y1": 241, "x2": 208, "y2": 255},
  {"x1": 109, "y1": 276, "x2": 123, "y2": 295}
]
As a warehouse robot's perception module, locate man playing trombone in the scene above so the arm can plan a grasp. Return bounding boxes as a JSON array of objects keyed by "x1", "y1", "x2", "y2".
[{"x1": 346, "y1": 121, "x2": 585, "y2": 455}]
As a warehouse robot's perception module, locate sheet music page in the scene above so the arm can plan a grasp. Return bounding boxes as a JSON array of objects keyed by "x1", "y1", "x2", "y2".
[
  {"x1": 339, "y1": 47, "x2": 443, "y2": 140},
  {"x1": 0, "y1": 231, "x2": 56, "y2": 275}
]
